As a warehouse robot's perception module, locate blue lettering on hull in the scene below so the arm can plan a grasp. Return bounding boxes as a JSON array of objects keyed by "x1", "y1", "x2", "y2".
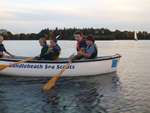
[{"x1": 10, "y1": 64, "x2": 75, "y2": 70}]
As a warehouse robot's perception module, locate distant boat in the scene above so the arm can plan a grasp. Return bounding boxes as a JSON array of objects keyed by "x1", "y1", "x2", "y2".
[{"x1": 134, "y1": 31, "x2": 138, "y2": 41}]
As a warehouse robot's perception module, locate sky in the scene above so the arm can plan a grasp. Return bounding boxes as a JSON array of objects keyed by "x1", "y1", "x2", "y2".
[{"x1": 0, "y1": 0, "x2": 150, "y2": 33}]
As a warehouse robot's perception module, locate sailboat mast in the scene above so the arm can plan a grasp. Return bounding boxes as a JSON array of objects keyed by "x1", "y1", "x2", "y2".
[{"x1": 134, "y1": 31, "x2": 138, "y2": 40}]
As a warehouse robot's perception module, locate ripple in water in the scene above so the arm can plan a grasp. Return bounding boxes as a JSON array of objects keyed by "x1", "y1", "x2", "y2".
[{"x1": 0, "y1": 73, "x2": 120, "y2": 113}]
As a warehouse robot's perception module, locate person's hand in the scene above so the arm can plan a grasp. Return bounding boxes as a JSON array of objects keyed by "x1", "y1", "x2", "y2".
[
  {"x1": 11, "y1": 55, "x2": 16, "y2": 58},
  {"x1": 80, "y1": 48, "x2": 85, "y2": 52},
  {"x1": 77, "y1": 51, "x2": 82, "y2": 55},
  {"x1": 0, "y1": 52, "x2": 3, "y2": 56},
  {"x1": 34, "y1": 56, "x2": 40, "y2": 60},
  {"x1": 78, "y1": 50, "x2": 85, "y2": 55}
]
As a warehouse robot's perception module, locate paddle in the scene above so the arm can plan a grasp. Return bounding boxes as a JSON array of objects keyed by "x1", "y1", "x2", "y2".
[
  {"x1": 56, "y1": 35, "x2": 60, "y2": 39},
  {"x1": 0, "y1": 57, "x2": 33, "y2": 71},
  {"x1": 42, "y1": 54, "x2": 74, "y2": 91}
]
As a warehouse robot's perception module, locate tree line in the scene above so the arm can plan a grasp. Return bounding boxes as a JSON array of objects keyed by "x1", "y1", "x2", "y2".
[{"x1": 0, "y1": 28, "x2": 150, "y2": 40}]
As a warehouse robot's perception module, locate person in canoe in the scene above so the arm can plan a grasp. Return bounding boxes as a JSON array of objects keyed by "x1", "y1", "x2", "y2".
[
  {"x1": 35, "y1": 36, "x2": 61, "y2": 60},
  {"x1": 74, "y1": 31, "x2": 87, "y2": 51},
  {"x1": 0, "y1": 35, "x2": 14, "y2": 58},
  {"x1": 35, "y1": 37, "x2": 48, "y2": 60},
  {"x1": 47, "y1": 37, "x2": 61, "y2": 60},
  {"x1": 74, "y1": 35, "x2": 97, "y2": 59},
  {"x1": 73, "y1": 31, "x2": 87, "y2": 59}
]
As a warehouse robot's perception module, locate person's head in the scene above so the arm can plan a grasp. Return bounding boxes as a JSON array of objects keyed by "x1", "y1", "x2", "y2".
[
  {"x1": 50, "y1": 39, "x2": 57, "y2": 47},
  {"x1": 86, "y1": 35, "x2": 95, "y2": 46},
  {"x1": 0, "y1": 35, "x2": 4, "y2": 43},
  {"x1": 39, "y1": 37, "x2": 47, "y2": 47},
  {"x1": 74, "y1": 31, "x2": 84, "y2": 42}
]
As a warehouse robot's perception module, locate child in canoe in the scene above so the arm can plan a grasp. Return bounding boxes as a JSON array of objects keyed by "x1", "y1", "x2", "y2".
[{"x1": 0, "y1": 35, "x2": 14, "y2": 58}]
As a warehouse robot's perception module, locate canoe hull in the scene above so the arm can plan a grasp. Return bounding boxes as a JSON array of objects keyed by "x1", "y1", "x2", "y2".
[{"x1": 0, "y1": 54, "x2": 121, "y2": 77}]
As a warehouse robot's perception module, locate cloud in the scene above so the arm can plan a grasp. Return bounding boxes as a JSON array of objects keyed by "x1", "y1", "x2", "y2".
[{"x1": 0, "y1": 0, "x2": 150, "y2": 33}]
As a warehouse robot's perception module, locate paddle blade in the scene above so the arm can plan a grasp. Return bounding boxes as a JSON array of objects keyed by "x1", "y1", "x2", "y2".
[
  {"x1": 0, "y1": 64, "x2": 9, "y2": 71},
  {"x1": 0, "y1": 57, "x2": 33, "y2": 71},
  {"x1": 42, "y1": 76, "x2": 60, "y2": 91}
]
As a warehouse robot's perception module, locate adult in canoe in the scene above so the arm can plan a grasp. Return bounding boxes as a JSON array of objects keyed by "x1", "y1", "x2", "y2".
[
  {"x1": 75, "y1": 35, "x2": 98, "y2": 59},
  {"x1": 0, "y1": 35, "x2": 14, "y2": 58}
]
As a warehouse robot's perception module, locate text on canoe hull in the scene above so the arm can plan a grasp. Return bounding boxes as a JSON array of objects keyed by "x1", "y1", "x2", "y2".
[{"x1": 10, "y1": 64, "x2": 75, "y2": 70}]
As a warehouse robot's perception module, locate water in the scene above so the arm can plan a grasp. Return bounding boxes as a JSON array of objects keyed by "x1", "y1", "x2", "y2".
[{"x1": 0, "y1": 40, "x2": 150, "y2": 113}]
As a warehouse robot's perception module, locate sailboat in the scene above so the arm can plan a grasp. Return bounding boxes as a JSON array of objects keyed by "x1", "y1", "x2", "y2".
[{"x1": 134, "y1": 31, "x2": 138, "y2": 41}]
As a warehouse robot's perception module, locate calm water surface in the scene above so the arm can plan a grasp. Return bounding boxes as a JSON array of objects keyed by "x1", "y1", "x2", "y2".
[{"x1": 0, "y1": 40, "x2": 150, "y2": 113}]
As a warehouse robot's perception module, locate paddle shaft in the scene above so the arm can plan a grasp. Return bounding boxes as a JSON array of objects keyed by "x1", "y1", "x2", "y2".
[
  {"x1": 10, "y1": 57, "x2": 33, "y2": 65},
  {"x1": 57, "y1": 62, "x2": 71, "y2": 75},
  {"x1": 42, "y1": 54, "x2": 73, "y2": 91},
  {"x1": 0, "y1": 57, "x2": 33, "y2": 71}
]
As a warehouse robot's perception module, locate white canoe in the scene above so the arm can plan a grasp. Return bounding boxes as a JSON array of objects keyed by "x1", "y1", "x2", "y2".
[{"x1": 0, "y1": 54, "x2": 121, "y2": 77}]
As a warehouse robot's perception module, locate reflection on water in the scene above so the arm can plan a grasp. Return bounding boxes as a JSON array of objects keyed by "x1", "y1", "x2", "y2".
[{"x1": 0, "y1": 73, "x2": 120, "y2": 113}]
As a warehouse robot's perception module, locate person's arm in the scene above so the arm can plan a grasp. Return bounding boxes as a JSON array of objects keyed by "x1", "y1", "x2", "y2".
[
  {"x1": 0, "y1": 52, "x2": 3, "y2": 56},
  {"x1": 79, "y1": 46, "x2": 95, "y2": 58},
  {"x1": 79, "y1": 51, "x2": 91, "y2": 58},
  {"x1": 40, "y1": 46, "x2": 51, "y2": 58},
  {"x1": 53, "y1": 45, "x2": 61, "y2": 53},
  {"x1": 5, "y1": 51, "x2": 15, "y2": 57},
  {"x1": 3, "y1": 45, "x2": 15, "y2": 57}
]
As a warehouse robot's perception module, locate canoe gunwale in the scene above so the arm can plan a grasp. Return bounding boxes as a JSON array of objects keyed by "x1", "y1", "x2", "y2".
[{"x1": 0, "y1": 54, "x2": 121, "y2": 64}]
